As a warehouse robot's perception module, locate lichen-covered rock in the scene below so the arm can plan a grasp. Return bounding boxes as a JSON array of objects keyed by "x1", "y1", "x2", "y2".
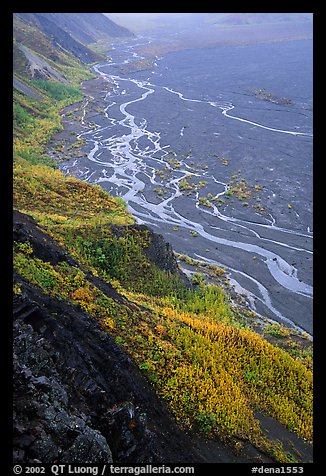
[
  {"x1": 13, "y1": 212, "x2": 204, "y2": 464},
  {"x1": 13, "y1": 211, "x2": 250, "y2": 464},
  {"x1": 60, "y1": 432, "x2": 112, "y2": 463},
  {"x1": 13, "y1": 319, "x2": 113, "y2": 463},
  {"x1": 13, "y1": 283, "x2": 204, "y2": 463}
]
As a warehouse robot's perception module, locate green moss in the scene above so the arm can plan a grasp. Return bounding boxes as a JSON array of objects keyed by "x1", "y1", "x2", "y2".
[{"x1": 30, "y1": 80, "x2": 83, "y2": 103}]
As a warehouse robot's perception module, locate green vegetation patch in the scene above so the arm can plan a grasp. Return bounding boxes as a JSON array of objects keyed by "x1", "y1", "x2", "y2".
[
  {"x1": 30, "y1": 79, "x2": 83, "y2": 102},
  {"x1": 12, "y1": 37, "x2": 313, "y2": 462},
  {"x1": 14, "y1": 240, "x2": 313, "y2": 456}
]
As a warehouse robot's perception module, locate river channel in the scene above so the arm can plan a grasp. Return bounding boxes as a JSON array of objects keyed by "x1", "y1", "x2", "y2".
[{"x1": 60, "y1": 37, "x2": 313, "y2": 335}]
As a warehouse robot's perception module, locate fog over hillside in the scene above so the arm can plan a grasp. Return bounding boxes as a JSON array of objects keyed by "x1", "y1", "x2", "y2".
[
  {"x1": 104, "y1": 13, "x2": 312, "y2": 53},
  {"x1": 105, "y1": 12, "x2": 312, "y2": 34}
]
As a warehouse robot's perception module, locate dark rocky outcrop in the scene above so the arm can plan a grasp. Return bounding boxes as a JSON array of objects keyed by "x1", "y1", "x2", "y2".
[
  {"x1": 142, "y1": 228, "x2": 182, "y2": 275},
  {"x1": 13, "y1": 279, "x2": 207, "y2": 464},
  {"x1": 13, "y1": 211, "x2": 204, "y2": 463},
  {"x1": 13, "y1": 208, "x2": 281, "y2": 464},
  {"x1": 111, "y1": 224, "x2": 189, "y2": 282},
  {"x1": 13, "y1": 210, "x2": 73, "y2": 267}
]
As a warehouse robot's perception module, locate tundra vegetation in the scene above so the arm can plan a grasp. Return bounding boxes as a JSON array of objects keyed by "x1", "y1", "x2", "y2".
[{"x1": 13, "y1": 41, "x2": 312, "y2": 464}]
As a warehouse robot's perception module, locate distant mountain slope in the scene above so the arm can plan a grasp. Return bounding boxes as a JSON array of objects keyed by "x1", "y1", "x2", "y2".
[
  {"x1": 13, "y1": 12, "x2": 134, "y2": 85},
  {"x1": 14, "y1": 13, "x2": 133, "y2": 68},
  {"x1": 105, "y1": 12, "x2": 312, "y2": 34},
  {"x1": 215, "y1": 13, "x2": 313, "y2": 25},
  {"x1": 48, "y1": 12, "x2": 134, "y2": 43},
  {"x1": 15, "y1": 13, "x2": 101, "y2": 64},
  {"x1": 16, "y1": 13, "x2": 133, "y2": 45}
]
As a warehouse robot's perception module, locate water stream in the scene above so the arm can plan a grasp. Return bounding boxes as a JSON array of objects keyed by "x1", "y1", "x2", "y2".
[{"x1": 61, "y1": 38, "x2": 313, "y2": 335}]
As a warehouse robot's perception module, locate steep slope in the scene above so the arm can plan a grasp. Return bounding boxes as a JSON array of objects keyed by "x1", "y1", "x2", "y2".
[
  {"x1": 13, "y1": 212, "x2": 205, "y2": 464},
  {"x1": 12, "y1": 13, "x2": 313, "y2": 464},
  {"x1": 45, "y1": 13, "x2": 133, "y2": 43},
  {"x1": 17, "y1": 13, "x2": 133, "y2": 44},
  {"x1": 14, "y1": 13, "x2": 103, "y2": 65},
  {"x1": 12, "y1": 176, "x2": 313, "y2": 463},
  {"x1": 15, "y1": 210, "x2": 265, "y2": 463},
  {"x1": 13, "y1": 12, "x2": 133, "y2": 83},
  {"x1": 13, "y1": 15, "x2": 97, "y2": 88}
]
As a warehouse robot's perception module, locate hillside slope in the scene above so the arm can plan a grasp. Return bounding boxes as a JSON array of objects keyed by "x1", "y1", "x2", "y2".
[
  {"x1": 16, "y1": 13, "x2": 133, "y2": 44},
  {"x1": 13, "y1": 213, "x2": 207, "y2": 464},
  {"x1": 17, "y1": 208, "x2": 281, "y2": 463},
  {"x1": 12, "y1": 12, "x2": 313, "y2": 464},
  {"x1": 13, "y1": 12, "x2": 133, "y2": 83}
]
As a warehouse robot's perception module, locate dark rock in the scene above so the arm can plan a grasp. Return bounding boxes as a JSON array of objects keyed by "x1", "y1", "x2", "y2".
[
  {"x1": 13, "y1": 210, "x2": 73, "y2": 267},
  {"x1": 12, "y1": 210, "x2": 252, "y2": 464},
  {"x1": 13, "y1": 314, "x2": 114, "y2": 464},
  {"x1": 111, "y1": 224, "x2": 189, "y2": 282},
  {"x1": 12, "y1": 284, "x2": 205, "y2": 463},
  {"x1": 60, "y1": 432, "x2": 112, "y2": 464},
  {"x1": 143, "y1": 229, "x2": 182, "y2": 275},
  {"x1": 106, "y1": 402, "x2": 148, "y2": 462},
  {"x1": 12, "y1": 206, "x2": 203, "y2": 463}
]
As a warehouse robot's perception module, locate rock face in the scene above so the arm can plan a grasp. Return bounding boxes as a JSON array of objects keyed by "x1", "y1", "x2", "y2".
[
  {"x1": 13, "y1": 211, "x2": 203, "y2": 464},
  {"x1": 13, "y1": 284, "x2": 206, "y2": 464},
  {"x1": 142, "y1": 227, "x2": 182, "y2": 275},
  {"x1": 111, "y1": 224, "x2": 189, "y2": 281},
  {"x1": 13, "y1": 293, "x2": 113, "y2": 463}
]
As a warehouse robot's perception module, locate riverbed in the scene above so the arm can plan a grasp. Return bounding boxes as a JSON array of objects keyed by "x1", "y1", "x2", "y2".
[{"x1": 59, "y1": 37, "x2": 313, "y2": 335}]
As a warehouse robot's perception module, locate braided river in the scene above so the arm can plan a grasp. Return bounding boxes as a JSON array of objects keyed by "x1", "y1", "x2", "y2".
[{"x1": 61, "y1": 37, "x2": 313, "y2": 335}]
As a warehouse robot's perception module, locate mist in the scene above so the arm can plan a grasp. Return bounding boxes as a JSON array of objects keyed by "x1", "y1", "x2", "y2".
[{"x1": 104, "y1": 13, "x2": 312, "y2": 46}]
